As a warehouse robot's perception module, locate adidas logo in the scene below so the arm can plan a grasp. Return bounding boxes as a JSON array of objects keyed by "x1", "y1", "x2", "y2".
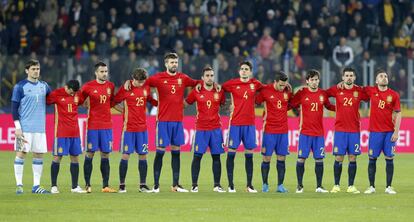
[
  {"x1": 61, "y1": 98, "x2": 65, "y2": 101},
  {"x1": 93, "y1": 90, "x2": 98, "y2": 93},
  {"x1": 270, "y1": 95, "x2": 274, "y2": 99},
  {"x1": 236, "y1": 86, "x2": 240, "y2": 89},
  {"x1": 164, "y1": 80, "x2": 168, "y2": 84},
  {"x1": 130, "y1": 93, "x2": 135, "y2": 96},
  {"x1": 305, "y1": 97, "x2": 309, "y2": 101},
  {"x1": 339, "y1": 92, "x2": 344, "y2": 95},
  {"x1": 200, "y1": 95, "x2": 204, "y2": 98}
]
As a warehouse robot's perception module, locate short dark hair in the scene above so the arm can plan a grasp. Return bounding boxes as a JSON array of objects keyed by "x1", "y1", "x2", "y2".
[
  {"x1": 202, "y1": 66, "x2": 214, "y2": 75},
  {"x1": 306, "y1": 69, "x2": 320, "y2": 80},
  {"x1": 66, "y1": 79, "x2": 80, "y2": 92},
  {"x1": 342, "y1": 67, "x2": 356, "y2": 76},
  {"x1": 275, "y1": 70, "x2": 288, "y2": 81},
  {"x1": 239, "y1": 61, "x2": 253, "y2": 71},
  {"x1": 131, "y1": 68, "x2": 147, "y2": 81},
  {"x1": 25, "y1": 59, "x2": 40, "y2": 70},
  {"x1": 375, "y1": 68, "x2": 387, "y2": 77},
  {"x1": 94, "y1": 61, "x2": 107, "y2": 71},
  {"x1": 164, "y1": 52, "x2": 179, "y2": 62}
]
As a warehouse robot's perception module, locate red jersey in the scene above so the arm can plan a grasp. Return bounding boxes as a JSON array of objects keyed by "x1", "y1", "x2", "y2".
[
  {"x1": 256, "y1": 84, "x2": 292, "y2": 134},
  {"x1": 365, "y1": 86, "x2": 400, "y2": 132},
  {"x1": 326, "y1": 85, "x2": 369, "y2": 132},
  {"x1": 186, "y1": 86, "x2": 225, "y2": 130},
  {"x1": 47, "y1": 87, "x2": 83, "y2": 137},
  {"x1": 291, "y1": 88, "x2": 335, "y2": 136},
  {"x1": 114, "y1": 84, "x2": 157, "y2": 132},
  {"x1": 146, "y1": 72, "x2": 199, "y2": 121},
  {"x1": 223, "y1": 78, "x2": 263, "y2": 125},
  {"x1": 80, "y1": 80, "x2": 115, "y2": 130}
]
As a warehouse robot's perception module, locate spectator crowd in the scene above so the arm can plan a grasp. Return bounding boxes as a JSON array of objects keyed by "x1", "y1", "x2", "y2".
[{"x1": 0, "y1": 0, "x2": 413, "y2": 107}]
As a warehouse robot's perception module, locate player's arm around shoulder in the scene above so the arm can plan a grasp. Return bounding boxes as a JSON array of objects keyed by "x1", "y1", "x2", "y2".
[
  {"x1": 46, "y1": 89, "x2": 57, "y2": 105},
  {"x1": 221, "y1": 79, "x2": 233, "y2": 92},
  {"x1": 113, "y1": 86, "x2": 126, "y2": 104},
  {"x1": 146, "y1": 88, "x2": 158, "y2": 107},
  {"x1": 184, "y1": 89, "x2": 197, "y2": 108},
  {"x1": 253, "y1": 78, "x2": 264, "y2": 91},
  {"x1": 325, "y1": 85, "x2": 337, "y2": 98},
  {"x1": 392, "y1": 91, "x2": 402, "y2": 142},
  {"x1": 322, "y1": 90, "x2": 336, "y2": 111},
  {"x1": 290, "y1": 87, "x2": 304, "y2": 108},
  {"x1": 255, "y1": 88, "x2": 265, "y2": 105}
]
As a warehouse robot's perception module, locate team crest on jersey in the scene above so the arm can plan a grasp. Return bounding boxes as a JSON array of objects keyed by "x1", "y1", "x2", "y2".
[
  {"x1": 387, "y1": 95, "x2": 393, "y2": 103},
  {"x1": 177, "y1": 78, "x2": 182, "y2": 86},
  {"x1": 283, "y1": 93, "x2": 288, "y2": 101},
  {"x1": 214, "y1": 93, "x2": 219, "y2": 101},
  {"x1": 353, "y1": 91, "x2": 359, "y2": 98},
  {"x1": 58, "y1": 147, "x2": 63, "y2": 153},
  {"x1": 334, "y1": 147, "x2": 338, "y2": 153},
  {"x1": 124, "y1": 145, "x2": 129, "y2": 152},
  {"x1": 87, "y1": 143, "x2": 93, "y2": 150},
  {"x1": 250, "y1": 83, "x2": 255, "y2": 90},
  {"x1": 319, "y1": 95, "x2": 324, "y2": 102},
  {"x1": 143, "y1": 90, "x2": 147, "y2": 97},
  {"x1": 107, "y1": 88, "x2": 111, "y2": 95}
]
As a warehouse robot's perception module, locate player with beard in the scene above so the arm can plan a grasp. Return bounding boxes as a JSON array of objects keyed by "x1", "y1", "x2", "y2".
[
  {"x1": 326, "y1": 68, "x2": 369, "y2": 194},
  {"x1": 291, "y1": 69, "x2": 335, "y2": 193},
  {"x1": 363, "y1": 70, "x2": 401, "y2": 195},
  {"x1": 185, "y1": 67, "x2": 226, "y2": 193},
  {"x1": 80, "y1": 62, "x2": 117, "y2": 193}
]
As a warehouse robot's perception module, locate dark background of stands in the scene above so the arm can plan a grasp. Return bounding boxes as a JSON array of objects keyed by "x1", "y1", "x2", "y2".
[{"x1": 1, "y1": 0, "x2": 413, "y2": 112}]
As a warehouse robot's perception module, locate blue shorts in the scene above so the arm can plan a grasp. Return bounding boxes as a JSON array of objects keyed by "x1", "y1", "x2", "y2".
[
  {"x1": 227, "y1": 125, "x2": 256, "y2": 150},
  {"x1": 86, "y1": 129, "x2": 113, "y2": 153},
  {"x1": 333, "y1": 131, "x2": 361, "y2": 156},
  {"x1": 192, "y1": 129, "x2": 225, "y2": 155},
  {"x1": 156, "y1": 121, "x2": 184, "y2": 147},
  {"x1": 121, "y1": 131, "x2": 149, "y2": 155},
  {"x1": 298, "y1": 134, "x2": 325, "y2": 159},
  {"x1": 54, "y1": 137, "x2": 82, "y2": 156},
  {"x1": 368, "y1": 132, "x2": 395, "y2": 158},
  {"x1": 261, "y1": 133, "x2": 289, "y2": 156}
]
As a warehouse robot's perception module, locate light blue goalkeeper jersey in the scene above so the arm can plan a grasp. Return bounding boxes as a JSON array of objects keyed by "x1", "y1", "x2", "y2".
[{"x1": 11, "y1": 79, "x2": 51, "y2": 133}]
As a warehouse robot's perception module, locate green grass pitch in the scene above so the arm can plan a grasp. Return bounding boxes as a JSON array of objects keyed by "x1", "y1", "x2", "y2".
[{"x1": 0, "y1": 151, "x2": 413, "y2": 221}]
